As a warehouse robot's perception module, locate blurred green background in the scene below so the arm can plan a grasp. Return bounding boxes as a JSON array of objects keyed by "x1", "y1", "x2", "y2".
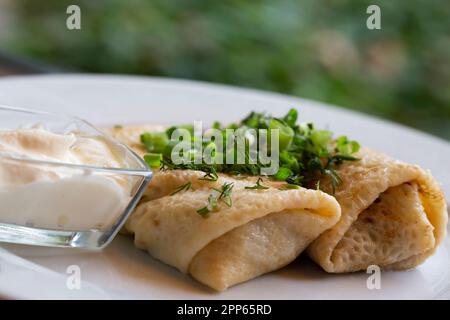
[{"x1": 0, "y1": 0, "x2": 449, "y2": 139}]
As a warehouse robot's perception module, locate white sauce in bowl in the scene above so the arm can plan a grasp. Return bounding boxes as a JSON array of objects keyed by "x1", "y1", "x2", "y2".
[{"x1": 0, "y1": 128, "x2": 130, "y2": 231}]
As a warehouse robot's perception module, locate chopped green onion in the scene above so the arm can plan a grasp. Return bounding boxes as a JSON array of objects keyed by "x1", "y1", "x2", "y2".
[
  {"x1": 268, "y1": 119, "x2": 294, "y2": 151},
  {"x1": 283, "y1": 108, "x2": 298, "y2": 128},
  {"x1": 141, "y1": 108, "x2": 360, "y2": 194},
  {"x1": 140, "y1": 132, "x2": 169, "y2": 153},
  {"x1": 166, "y1": 124, "x2": 194, "y2": 138},
  {"x1": 279, "y1": 150, "x2": 300, "y2": 171},
  {"x1": 143, "y1": 153, "x2": 162, "y2": 168},
  {"x1": 336, "y1": 135, "x2": 360, "y2": 155},
  {"x1": 309, "y1": 129, "x2": 333, "y2": 156},
  {"x1": 274, "y1": 167, "x2": 293, "y2": 181}
]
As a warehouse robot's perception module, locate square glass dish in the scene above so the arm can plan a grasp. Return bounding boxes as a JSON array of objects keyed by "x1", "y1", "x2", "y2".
[{"x1": 0, "y1": 105, "x2": 152, "y2": 249}]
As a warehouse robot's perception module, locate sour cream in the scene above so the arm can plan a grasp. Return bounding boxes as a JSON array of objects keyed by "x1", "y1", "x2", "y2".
[{"x1": 0, "y1": 128, "x2": 130, "y2": 231}]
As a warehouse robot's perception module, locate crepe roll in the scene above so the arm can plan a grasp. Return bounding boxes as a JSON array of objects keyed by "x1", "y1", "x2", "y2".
[
  {"x1": 125, "y1": 171, "x2": 341, "y2": 291},
  {"x1": 307, "y1": 148, "x2": 447, "y2": 272}
]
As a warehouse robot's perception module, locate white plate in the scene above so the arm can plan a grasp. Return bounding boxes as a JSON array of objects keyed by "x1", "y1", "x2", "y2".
[{"x1": 0, "y1": 74, "x2": 449, "y2": 299}]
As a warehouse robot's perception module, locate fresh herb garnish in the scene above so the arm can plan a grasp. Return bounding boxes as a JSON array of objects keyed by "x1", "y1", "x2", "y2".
[
  {"x1": 196, "y1": 206, "x2": 211, "y2": 216},
  {"x1": 141, "y1": 131, "x2": 169, "y2": 154},
  {"x1": 196, "y1": 182, "x2": 234, "y2": 216},
  {"x1": 274, "y1": 167, "x2": 293, "y2": 181},
  {"x1": 213, "y1": 182, "x2": 234, "y2": 207},
  {"x1": 279, "y1": 183, "x2": 301, "y2": 190},
  {"x1": 199, "y1": 167, "x2": 219, "y2": 181},
  {"x1": 143, "y1": 153, "x2": 163, "y2": 168},
  {"x1": 245, "y1": 177, "x2": 269, "y2": 190},
  {"x1": 141, "y1": 108, "x2": 360, "y2": 193},
  {"x1": 170, "y1": 182, "x2": 192, "y2": 196}
]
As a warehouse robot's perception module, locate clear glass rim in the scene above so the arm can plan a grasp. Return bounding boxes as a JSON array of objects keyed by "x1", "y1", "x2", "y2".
[{"x1": 0, "y1": 104, "x2": 152, "y2": 176}]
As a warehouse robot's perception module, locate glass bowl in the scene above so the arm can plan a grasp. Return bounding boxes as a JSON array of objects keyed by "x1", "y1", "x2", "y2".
[{"x1": 0, "y1": 105, "x2": 152, "y2": 249}]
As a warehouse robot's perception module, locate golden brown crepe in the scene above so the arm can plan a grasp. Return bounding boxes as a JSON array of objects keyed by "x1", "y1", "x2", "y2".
[
  {"x1": 127, "y1": 170, "x2": 340, "y2": 291},
  {"x1": 108, "y1": 125, "x2": 341, "y2": 290},
  {"x1": 307, "y1": 148, "x2": 448, "y2": 272},
  {"x1": 108, "y1": 125, "x2": 447, "y2": 288}
]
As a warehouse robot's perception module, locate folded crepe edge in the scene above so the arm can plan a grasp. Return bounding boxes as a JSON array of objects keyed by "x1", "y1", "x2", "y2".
[
  {"x1": 384, "y1": 169, "x2": 447, "y2": 270},
  {"x1": 127, "y1": 185, "x2": 341, "y2": 273},
  {"x1": 307, "y1": 157, "x2": 447, "y2": 273},
  {"x1": 188, "y1": 208, "x2": 341, "y2": 291}
]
